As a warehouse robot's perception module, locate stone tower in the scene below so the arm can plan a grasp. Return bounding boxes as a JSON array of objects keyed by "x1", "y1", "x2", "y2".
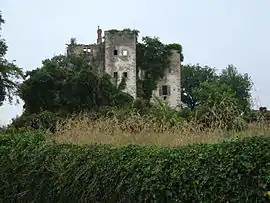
[
  {"x1": 151, "y1": 49, "x2": 181, "y2": 108},
  {"x1": 104, "y1": 30, "x2": 137, "y2": 99}
]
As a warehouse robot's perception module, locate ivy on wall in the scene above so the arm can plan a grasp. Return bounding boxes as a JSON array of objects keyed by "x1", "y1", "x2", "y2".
[
  {"x1": 136, "y1": 37, "x2": 184, "y2": 101},
  {"x1": 68, "y1": 29, "x2": 184, "y2": 102},
  {"x1": 106, "y1": 28, "x2": 140, "y2": 37}
]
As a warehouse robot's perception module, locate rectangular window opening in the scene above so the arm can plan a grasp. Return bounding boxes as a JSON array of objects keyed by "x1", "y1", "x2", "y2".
[
  {"x1": 123, "y1": 72, "x2": 128, "y2": 78},
  {"x1": 162, "y1": 85, "x2": 168, "y2": 95},
  {"x1": 83, "y1": 47, "x2": 91, "y2": 54},
  {"x1": 114, "y1": 50, "x2": 118, "y2": 55},
  {"x1": 113, "y1": 72, "x2": 118, "y2": 78}
]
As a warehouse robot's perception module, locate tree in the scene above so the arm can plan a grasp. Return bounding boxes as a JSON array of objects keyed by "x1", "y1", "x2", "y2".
[
  {"x1": 0, "y1": 11, "x2": 24, "y2": 106},
  {"x1": 181, "y1": 64, "x2": 253, "y2": 113},
  {"x1": 195, "y1": 81, "x2": 245, "y2": 130},
  {"x1": 20, "y1": 55, "x2": 133, "y2": 115},
  {"x1": 218, "y1": 64, "x2": 252, "y2": 112},
  {"x1": 181, "y1": 64, "x2": 216, "y2": 109}
]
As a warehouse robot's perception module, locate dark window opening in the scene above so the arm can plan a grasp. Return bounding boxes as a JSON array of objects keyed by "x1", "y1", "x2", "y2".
[
  {"x1": 162, "y1": 85, "x2": 168, "y2": 95},
  {"x1": 83, "y1": 48, "x2": 91, "y2": 55},
  {"x1": 163, "y1": 96, "x2": 167, "y2": 100},
  {"x1": 114, "y1": 50, "x2": 118, "y2": 55},
  {"x1": 123, "y1": 72, "x2": 128, "y2": 78},
  {"x1": 159, "y1": 85, "x2": 170, "y2": 96},
  {"x1": 113, "y1": 72, "x2": 118, "y2": 78}
]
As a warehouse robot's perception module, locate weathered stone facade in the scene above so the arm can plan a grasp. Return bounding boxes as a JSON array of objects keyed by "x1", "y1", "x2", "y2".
[
  {"x1": 66, "y1": 27, "x2": 181, "y2": 108},
  {"x1": 104, "y1": 30, "x2": 137, "y2": 99},
  {"x1": 152, "y1": 50, "x2": 181, "y2": 108},
  {"x1": 66, "y1": 42, "x2": 104, "y2": 74}
]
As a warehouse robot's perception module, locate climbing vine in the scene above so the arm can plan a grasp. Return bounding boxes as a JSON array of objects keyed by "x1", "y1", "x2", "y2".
[
  {"x1": 106, "y1": 29, "x2": 140, "y2": 37},
  {"x1": 69, "y1": 29, "x2": 184, "y2": 103},
  {"x1": 136, "y1": 36, "x2": 184, "y2": 101},
  {"x1": 166, "y1": 43, "x2": 184, "y2": 62}
]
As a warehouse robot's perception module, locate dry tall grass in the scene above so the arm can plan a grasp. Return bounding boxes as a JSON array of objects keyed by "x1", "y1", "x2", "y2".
[{"x1": 53, "y1": 113, "x2": 270, "y2": 147}]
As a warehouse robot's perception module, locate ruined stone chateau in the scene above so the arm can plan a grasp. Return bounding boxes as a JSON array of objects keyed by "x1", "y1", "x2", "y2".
[{"x1": 66, "y1": 27, "x2": 181, "y2": 108}]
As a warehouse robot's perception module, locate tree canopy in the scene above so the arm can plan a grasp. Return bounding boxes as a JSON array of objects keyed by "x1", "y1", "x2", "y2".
[
  {"x1": 20, "y1": 55, "x2": 133, "y2": 115},
  {"x1": 0, "y1": 11, "x2": 24, "y2": 106},
  {"x1": 181, "y1": 64, "x2": 216, "y2": 110},
  {"x1": 181, "y1": 64, "x2": 253, "y2": 112}
]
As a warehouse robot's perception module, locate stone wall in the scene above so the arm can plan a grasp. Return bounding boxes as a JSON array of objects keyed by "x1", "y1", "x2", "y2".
[
  {"x1": 66, "y1": 43, "x2": 104, "y2": 74},
  {"x1": 66, "y1": 29, "x2": 181, "y2": 108},
  {"x1": 104, "y1": 31, "x2": 137, "y2": 99},
  {"x1": 152, "y1": 49, "x2": 181, "y2": 108}
]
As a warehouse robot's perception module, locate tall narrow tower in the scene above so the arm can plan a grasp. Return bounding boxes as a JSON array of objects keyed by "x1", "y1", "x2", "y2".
[
  {"x1": 104, "y1": 30, "x2": 137, "y2": 99},
  {"x1": 151, "y1": 49, "x2": 181, "y2": 109}
]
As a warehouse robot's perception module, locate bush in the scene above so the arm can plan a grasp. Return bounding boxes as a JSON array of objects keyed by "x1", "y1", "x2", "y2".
[
  {"x1": 1, "y1": 132, "x2": 270, "y2": 202},
  {"x1": 10, "y1": 111, "x2": 62, "y2": 132}
]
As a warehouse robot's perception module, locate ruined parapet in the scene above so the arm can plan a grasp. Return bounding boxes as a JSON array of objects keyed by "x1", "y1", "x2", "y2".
[
  {"x1": 151, "y1": 49, "x2": 181, "y2": 109},
  {"x1": 66, "y1": 41, "x2": 105, "y2": 74},
  {"x1": 104, "y1": 29, "x2": 137, "y2": 99}
]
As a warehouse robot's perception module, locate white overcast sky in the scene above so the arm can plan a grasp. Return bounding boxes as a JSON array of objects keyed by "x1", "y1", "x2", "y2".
[{"x1": 0, "y1": 0, "x2": 269, "y2": 125}]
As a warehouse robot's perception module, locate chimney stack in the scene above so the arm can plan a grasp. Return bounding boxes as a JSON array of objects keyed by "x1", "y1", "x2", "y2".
[{"x1": 97, "y1": 26, "x2": 102, "y2": 44}]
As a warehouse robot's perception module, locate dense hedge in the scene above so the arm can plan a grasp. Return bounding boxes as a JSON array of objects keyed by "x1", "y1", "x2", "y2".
[{"x1": 1, "y1": 132, "x2": 270, "y2": 202}]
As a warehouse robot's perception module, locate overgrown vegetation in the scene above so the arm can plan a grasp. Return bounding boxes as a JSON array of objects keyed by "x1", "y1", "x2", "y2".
[
  {"x1": 106, "y1": 28, "x2": 140, "y2": 37},
  {"x1": 9, "y1": 32, "x2": 256, "y2": 132},
  {"x1": 19, "y1": 55, "x2": 133, "y2": 115},
  {"x1": 1, "y1": 10, "x2": 270, "y2": 202},
  {"x1": 136, "y1": 36, "x2": 183, "y2": 100},
  {"x1": 1, "y1": 132, "x2": 269, "y2": 202},
  {"x1": 1, "y1": 9, "x2": 257, "y2": 133},
  {"x1": 0, "y1": 11, "x2": 24, "y2": 106}
]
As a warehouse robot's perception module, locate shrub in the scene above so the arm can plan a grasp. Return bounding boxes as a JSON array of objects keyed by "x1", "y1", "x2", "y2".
[
  {"x1": 0, "y1": 132, "x2": 269, "y2": 202},
  {"x1": 10, "y1": 111, "x2": 62, "y2": 132},
  {"x1": 194, "y1": 98, "x2": 247, "y2": 131}
]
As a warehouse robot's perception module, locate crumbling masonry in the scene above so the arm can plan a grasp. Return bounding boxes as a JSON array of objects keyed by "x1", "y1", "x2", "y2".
[{"x1": 66, "y1": 27, "x2": 181, "y2": 108}]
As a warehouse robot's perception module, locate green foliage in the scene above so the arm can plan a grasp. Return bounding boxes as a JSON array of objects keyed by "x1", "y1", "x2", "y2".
[
  {"x1": 11, "y1": 111, "x2": 62, "y2": 132},
  {"x1": 2, "y1": 18, "x2": 253, "y2": 129},
  {"x1": 0, "y1": 11, "x2": 7, "y2": 57},
  {"x1": 148, "y1": 97, "x2": 183, "y2": 123},
  {"x1": 117, "y1": 75, "x2": 127, "y2": 91},
  {"x1": 195, "y1": 82, "x2": 246, "y2": 130},
  {"x1": 136, "y1": 37, "x2": 183, "y2": 101},
  {"x1": 1, "y1": 133, "x2": 269, "y2": 202},
  {"x1": 106, "y1": 28, "x2": 140, "y2": 37},
  {"x1": 181, "y1": 64, "x2": 217, "y2": 109},
  {"x1": 181, "y1": 64, "x2": 253, "y2": 113},
  {"x1": 166, "y1": 43, "x2": 184, "y2": 62},
  {"x1": 20, "y1": 55, "x2": 133, "y2": 114},
  {"x1": 219, "y1": 64, "x2": 253, "y2": 111},
  {"x1": 0, "y1": 11, "x2": 24, "y2": 106}
]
